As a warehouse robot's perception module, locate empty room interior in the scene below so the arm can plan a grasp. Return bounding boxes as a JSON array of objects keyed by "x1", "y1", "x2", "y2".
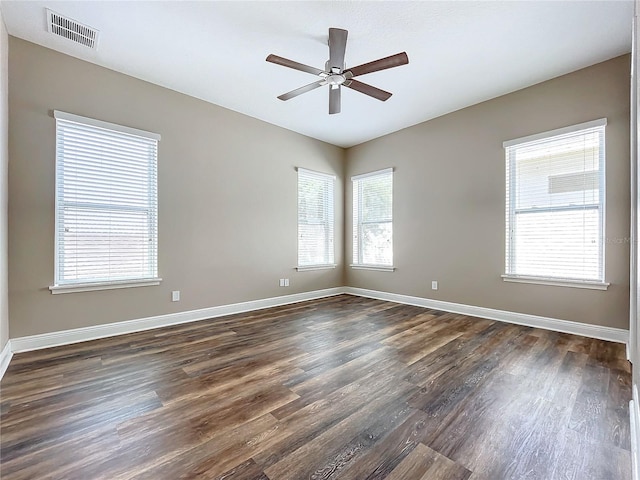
[{"x1": 2, "y1": 1, "x2": 640, "y2": 479}]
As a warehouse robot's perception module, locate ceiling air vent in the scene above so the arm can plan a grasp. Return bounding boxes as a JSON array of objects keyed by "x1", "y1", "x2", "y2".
[{"x1": 46, "y1": 9, "x2": 99, "y2": 49}]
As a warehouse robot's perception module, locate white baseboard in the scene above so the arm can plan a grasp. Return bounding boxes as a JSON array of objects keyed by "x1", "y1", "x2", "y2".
[
  {"x1": 632, "y1": 385, "x2": 640, "y2": 480},
  {"x1": 10, "y1": 287, "x2": 344, "y2": 354},
  {"x1": 4, "y1": 286, "x2": 629, "y2": 376},
  {"x1": 344, "y1": 287, "x2": 629, "y2": 345},
  {"x1": 0, "y1": 339, "x2": 12, "y2": 379}
]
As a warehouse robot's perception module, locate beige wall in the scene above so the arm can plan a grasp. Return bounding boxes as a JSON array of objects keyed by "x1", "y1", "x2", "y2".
[
  {"x1": 346, "y1": 55, "x2": 631, "y2": 330},
  {"x1": 7, "y1": 37, "x2": 631, "y2": 338},
  {"x1": 0, "y1": 12, "x2": 8, "y2": 350},
  {"x1": 8, "y1": 38, "x2": 344, "y2": 338}
]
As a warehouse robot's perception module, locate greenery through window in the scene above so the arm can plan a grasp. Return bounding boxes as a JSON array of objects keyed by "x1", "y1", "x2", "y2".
[
  {"x1": 298, "y1": 168, "x2": 335, "y2": 267},
  {"x1": 352, "y1": 169, "x2": 393, "y2": 266}
]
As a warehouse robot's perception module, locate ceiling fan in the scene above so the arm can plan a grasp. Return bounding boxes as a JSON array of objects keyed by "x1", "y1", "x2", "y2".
[{"x1": 266, "y1": 28, "x2": 409, "y2": 115}]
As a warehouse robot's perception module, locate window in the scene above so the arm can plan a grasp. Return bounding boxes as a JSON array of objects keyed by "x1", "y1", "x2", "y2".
[
  {"x1": 504, "y1": 119, "x2": 607, "y2": 289},
  {"x1": 352, "y1": 168, "x2": 393, "y2": 270},
  {"x1": 50, "y1": 111, "x2": 161, "y2": 293},
  {"x1": 297, "y1": 168, "x2": 335, "y2": 269}
]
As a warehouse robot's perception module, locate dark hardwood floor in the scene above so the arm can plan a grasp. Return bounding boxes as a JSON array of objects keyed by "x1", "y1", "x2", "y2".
[{"x1": 0, "y1": 294, "x2": 631, "y2": 479}]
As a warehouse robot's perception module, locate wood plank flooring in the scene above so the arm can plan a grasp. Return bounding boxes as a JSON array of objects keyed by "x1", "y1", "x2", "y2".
[{"x1": 0, "y1": 294, "x2": 631, "y2": 479}]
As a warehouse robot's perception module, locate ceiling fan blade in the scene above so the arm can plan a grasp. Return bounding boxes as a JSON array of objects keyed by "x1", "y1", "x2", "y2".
[
  {"x1": 277, "y1": 80, "x2": 326, "y2": 101},
  {"x1": 266, "y1": 54, "x2": 325, "y2": 76},
  {"x1": 344, "y1": 79, "x2": 392, "y2": 101},
  {"x1": 329, "y1": 85, "x2": 341, "y2": 114},
  {"x1": 346, "y1": 52, "x2": 409, "y2": 77},
  {"x1": 328, "y1": 28, "x2": 348, "y2": 71}
]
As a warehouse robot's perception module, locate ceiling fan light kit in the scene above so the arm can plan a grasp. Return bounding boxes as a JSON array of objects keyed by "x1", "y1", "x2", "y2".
[{"x1": 266, "y1": 28, "x2": 409, "y2": 114}]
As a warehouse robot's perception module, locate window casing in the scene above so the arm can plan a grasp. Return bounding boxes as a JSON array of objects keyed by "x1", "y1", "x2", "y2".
[
  {"x1": 51, "y1": 111, "x2": 161, "y2": 293},
  {"x1": 297, "y1": 168, "x2": 335, "y2": 269},
  {"x1": 504, "y1": 119, "x2": 607, "y2": 288},
  {"x1": 352, "y1": 168, "x2": 393, "y2": 269}
]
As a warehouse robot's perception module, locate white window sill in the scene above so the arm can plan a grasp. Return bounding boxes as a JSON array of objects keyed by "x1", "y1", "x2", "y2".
[
  {"x1": 49, "y1": 278, "x2": 163, "y2": 294},
  {"x1": 501, "y1": 275, "x2": 609, "y2": 290},
  {"x1": 350, "y1": 264, "x2": 395, "y2": 272},
  {"x1": 296, "y1": 264, "x2": 337, "y2": 272}
]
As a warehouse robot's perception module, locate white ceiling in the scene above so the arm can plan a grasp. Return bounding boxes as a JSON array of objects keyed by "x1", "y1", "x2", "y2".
[{"x1": 1, "y1": 1, "x2": 634, "y2": 148}]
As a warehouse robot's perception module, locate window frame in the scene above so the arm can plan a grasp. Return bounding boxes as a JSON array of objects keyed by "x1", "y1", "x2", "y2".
[
  {"x1": 351, "y1": 168, "x2": 395, "y2": 272},
  {"x1": 296, "y1": 167, "x2": 336, "y2": 271},
  {"x1": 49, "y1": 111, "x2": 162, "y2": 294},
  {"x1": 502, "y1": 118, "x2": 609, "y2": 290}
]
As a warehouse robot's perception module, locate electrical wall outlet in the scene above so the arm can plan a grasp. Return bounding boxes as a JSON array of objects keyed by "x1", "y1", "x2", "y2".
[
  {"x1": 431, "y1": 281, "x2": 438, "y2": 290},
  {"x1": 279, "y1": 278, "x2": 290, "y2": 287},
  {"x1": 172, "y1": 290, "x2": 180, "y2": 302}
]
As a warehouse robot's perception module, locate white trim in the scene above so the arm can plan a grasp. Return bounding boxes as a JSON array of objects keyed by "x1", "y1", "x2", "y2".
[
  {"x1": 501, "y1": 275, "x2": 610, "y2": 290},
  {"x1": 351, "y1": 167, "x2": 394, "y2": 181},
  {"x1": 10, "y1": 288, "x2": 344, "y2": 353},
  {"x1": 631, "y1": 384, "x2": 640, "y2": 480},
  {"x1": 54, "y1": 110, "x2": 161, "y2": 140},
  {"x1": 4, "y1": 286, "x2": 629, "y2": 370},
  {"x1": 0, "y1": 340, "x2": 13, "y2": 381},
  {"x1": 350, "y1": 264, "x2": 395, "y2": 272},
  {"x1": 296, "y1": 167, "x2": 336, "y2": 180},
  {"x1": 296, "y1": 264, "x2": 337, "y2": 272},
  {"x1": 344, "y1": 287, "x2": 628, "y2": 344},
  {"x1": 503, "y1": 118, "x2": 607, "y2": 148},
  {"x1": 49, "y1": 278, "x2": 162, "y2": 294}
]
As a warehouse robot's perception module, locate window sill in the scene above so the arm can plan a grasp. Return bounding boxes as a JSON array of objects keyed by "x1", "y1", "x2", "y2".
[
  {"x1": 501, "y1": 275, "x2": 609, "y2": 290},
  {"x1": 296, "y1": 264, "x2": 337, "y2": 272},
  {"x1": 49, "y1": 278, "x2": 163, "y2": 294},
  {"x1": 350, "y1": 264, "x2": 395, "y2": 272}
]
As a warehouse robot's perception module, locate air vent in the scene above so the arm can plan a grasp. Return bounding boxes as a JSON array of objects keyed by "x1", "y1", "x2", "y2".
[{"x1": 46, "y1": 9, "x2": 99, "y2": 49}]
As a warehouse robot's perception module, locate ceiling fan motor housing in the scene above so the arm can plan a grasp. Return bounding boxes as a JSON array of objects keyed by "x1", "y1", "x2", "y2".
[{"x1": 327, "y1": 74, "x2": 346, "y2": 86}]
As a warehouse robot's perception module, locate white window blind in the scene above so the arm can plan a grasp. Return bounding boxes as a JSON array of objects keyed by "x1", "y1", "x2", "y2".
[
  {"x1": 504, "y1": 119, "x2": 606, "y2": 284},
  {"x1": 298, "y1": 168, "x2": 335, "y2": 267},
  {"x1": 53, "y1": 111, "x2": 160, "y2": 288},
  {"x1": 352, "y1": 168, "x2": 393, "y2": 266}
]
